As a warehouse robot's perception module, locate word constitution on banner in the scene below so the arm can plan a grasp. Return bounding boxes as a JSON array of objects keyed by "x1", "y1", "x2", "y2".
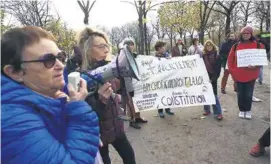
[{"x1": 132, "y1": 55, "x2": 216, "y2": 111}]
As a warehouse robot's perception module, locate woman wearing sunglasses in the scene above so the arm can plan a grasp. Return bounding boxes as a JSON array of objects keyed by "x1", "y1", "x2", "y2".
[
  {"x1": 77, "y1": 27, "x2": 136, "y2": 164},
  {"x1": 1, "y1": 26, "x2": 100, "y2": 164}
]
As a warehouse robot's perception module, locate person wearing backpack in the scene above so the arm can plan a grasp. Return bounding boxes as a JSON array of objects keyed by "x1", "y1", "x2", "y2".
[{"x1": 227, "y1": 26, "x2": 265, "y2": 119}]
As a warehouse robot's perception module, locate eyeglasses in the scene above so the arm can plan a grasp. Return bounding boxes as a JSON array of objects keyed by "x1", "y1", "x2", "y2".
[
  {"x1": 242, "y1": 33, "x2": 251, "y2": 35},
  {"x1": 93, "y1": 44, "x2": 110, "y2": 49},
  {"x1": 21, "y1": 51, "x2": 67, "y2": 68}
]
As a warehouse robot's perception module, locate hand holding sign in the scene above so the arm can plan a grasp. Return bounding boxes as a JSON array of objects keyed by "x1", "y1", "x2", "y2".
[
  {"x1": 132, "y1": 55, "x2": 216, "y2": 111},
  {"x1": 237, "y1": 49, "x2": 268, "y2": 67}
]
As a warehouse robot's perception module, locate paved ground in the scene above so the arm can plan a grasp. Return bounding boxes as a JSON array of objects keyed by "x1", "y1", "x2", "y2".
[{"x1": 109, "y1": 65, "x2": 270, "y2": 164}]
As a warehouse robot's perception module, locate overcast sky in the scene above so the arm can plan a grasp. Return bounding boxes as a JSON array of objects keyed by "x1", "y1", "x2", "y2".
[{"x1": 52, "y1": 0, "x2": 160, "y2": 31}]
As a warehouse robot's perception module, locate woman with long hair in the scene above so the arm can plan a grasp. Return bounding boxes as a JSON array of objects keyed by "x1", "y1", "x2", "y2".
[
  {"x1": 76, "y1": 27, "x2": 136, "y2": 164},
  {"x1": 202, "y1": 40, "x2": 223, "y2": 120}
]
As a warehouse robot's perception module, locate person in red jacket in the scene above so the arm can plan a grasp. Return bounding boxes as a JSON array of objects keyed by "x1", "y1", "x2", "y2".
[{"x1": 227, "y1": 25, "x2": 265, "y2": 119}]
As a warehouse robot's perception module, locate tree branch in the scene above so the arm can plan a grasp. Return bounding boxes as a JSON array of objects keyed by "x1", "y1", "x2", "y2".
[{"x1": 88, "y1": 0, "x2": 96, "y2": 13}]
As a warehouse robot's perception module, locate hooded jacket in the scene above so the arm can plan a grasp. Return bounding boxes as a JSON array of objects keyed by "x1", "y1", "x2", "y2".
[{"x1": 1, "y1": 75, "x2": 100, "y2": 164}]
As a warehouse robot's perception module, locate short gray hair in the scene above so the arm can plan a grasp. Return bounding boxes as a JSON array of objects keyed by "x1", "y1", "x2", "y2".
[{"x1": 123, "y1": 38, "x2": 135, "y2": 46}]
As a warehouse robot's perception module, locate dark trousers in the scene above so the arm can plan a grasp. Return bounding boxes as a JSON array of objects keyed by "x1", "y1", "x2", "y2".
[
  {"x1": 236, "y1": 80, "x2": 255, "y2": 112},
  {"x1": 259, "y1": 127, "x2": 270, "y2": 147},
  {"x1": 99, "y1": 133, "x2": 136, "y2": 164}
]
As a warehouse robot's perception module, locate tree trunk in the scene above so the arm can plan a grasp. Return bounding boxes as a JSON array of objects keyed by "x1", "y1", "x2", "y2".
[
  {"x1": 183, "y1": 33, "x2": 187, "y2": 46},
  {"x1": 84, "y1": 13, "x2": 89, "y2": 25},
  {"x1": 143, "y1": 14, "x2": 148, "y2": 55},
  {"x1": 225, "y1": 14, "x2": 231, "y2": 37},
  {"x1": 266, "y1": 15, "x2": 270, "y2": 32},
  {"x1": 211, "y1": 30, "x2": 215, "y2": 42},
  {"x1": 218, "y1": 28, "x2": 222, "y2": 47},
  {"x1": 199, "y1": 27, "x2": 204, "y2": 44},
  {"x1": 148, "y1": 42, "x2": 151, "y2": 55},
  {"x1": 260, "y1": 18, "x2": 264, "y2": 32},
  {"x1": 170, "y1": 29, "x2": 173, "y2": 50},
  {"x1": 138, "y1": 1, "x2": 144, "y2": 55}
]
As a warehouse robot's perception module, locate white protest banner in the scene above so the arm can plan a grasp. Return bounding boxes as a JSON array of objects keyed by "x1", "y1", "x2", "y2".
[
  {"x1": 132, "y1": 55, "x2": 216, "y2": 111},
  {"x1": 237, "y1": 49, "x2": 268, "y2": 67}
]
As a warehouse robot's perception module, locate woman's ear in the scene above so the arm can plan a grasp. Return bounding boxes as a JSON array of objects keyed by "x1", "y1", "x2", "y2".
[{"x1": 3, "y1": 65, "x2": 24, "y2": 83}]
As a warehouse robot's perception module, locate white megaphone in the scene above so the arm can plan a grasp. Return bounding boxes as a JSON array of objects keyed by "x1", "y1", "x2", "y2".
[{"x1": 80, "y1": 44, "x2": 140, "y2": 87}]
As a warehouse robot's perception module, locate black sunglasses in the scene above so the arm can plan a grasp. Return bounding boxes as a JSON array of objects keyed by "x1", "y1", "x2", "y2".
[{"x1": 21, "y1": 51, "x2": 67, "y2": 68}]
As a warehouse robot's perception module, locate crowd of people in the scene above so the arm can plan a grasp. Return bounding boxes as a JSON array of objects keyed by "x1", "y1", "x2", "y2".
[{"x1": 1, "y1": 25, "x2": 270, "y2": 164}]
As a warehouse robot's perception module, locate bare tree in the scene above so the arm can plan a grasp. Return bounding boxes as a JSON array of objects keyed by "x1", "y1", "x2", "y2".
[
  {"x1": 121, "y1": 0, "x2": 178, "y2": 55},
  {"x1": 198, "y1": 1, "x2": 216, "y2": 44},
  {"x1": 2, "y1": 0, "x2": 55, "y2": 27},
  {"x1": 211, "y1": 1, "x2": 239, "y2": 37},
  {"x1": 239, "y1": 1, "x2": 256, "y2": 26},
  {"x1": 146, "y1": 25, "x2": 155, "y2": 55},
  {"x1": 254, "y1": 1, "x2": 270, "y2": 32},
  {"x1": 231, "y1": 5, "x2": 242, "y2": 33},
  {"x1": 96, "y1": 25, "x2": 110, "y2": 36},
  {"x1": 206, "y1": 12, "x2": 226, "y2": 46},
  {"x1": 110, "y1": 27, "x2": 124, "y2": 51},
  {"x1": 77, "y1": 0, "x2": 96, "y2": 25},
  {"x1": 124, "y1": 22, "x2": 141, "y2": 53},
  {"x1": 165, "y1": 25, "x2": 177, "y2": 50},
  {"x1": 151, "y1": 17, "x2": 166, "y2": 40}
]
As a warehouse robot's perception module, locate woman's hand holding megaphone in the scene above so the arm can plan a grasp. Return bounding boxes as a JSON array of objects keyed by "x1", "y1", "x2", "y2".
[{"x1": 98, "y1": 82, "x2": 114, "y2": 104}]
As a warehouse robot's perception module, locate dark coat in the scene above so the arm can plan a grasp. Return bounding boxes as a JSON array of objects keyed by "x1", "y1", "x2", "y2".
[
  {"x1": 84, "y1": 62, "x2": 124, "y2": 145},
  {"x1": 219, "y1": 40, "x2": 236, "y2": 68},
  {"x1": 203, "y1": 50, "x2": 222, "y2": 82},
  {"x1": 171, "y1": 44, "x2": 188, "y2": 57}
]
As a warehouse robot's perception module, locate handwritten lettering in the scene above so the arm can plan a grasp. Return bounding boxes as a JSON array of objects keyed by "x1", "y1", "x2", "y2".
[
  {"x1": 237, "y1": 49, "x2": 268, "y2": 67},
  {"x1": 142, "y1": 93, "x2": 158, "y2": 99},
  {"x1": 143, "y1": 76, "x2": 204, "y2": 92},
  {"x1": 161, "y1": 95, "x2": 206, "y2": 106}
]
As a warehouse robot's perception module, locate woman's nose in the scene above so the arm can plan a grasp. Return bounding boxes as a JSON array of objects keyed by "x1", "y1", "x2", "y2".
[
  {"x1": 55, "y1": 59, "x2": 64, "y2": 69},
  {"x1": 104, "y1": 47, "x2": 109, "y2": 53}
]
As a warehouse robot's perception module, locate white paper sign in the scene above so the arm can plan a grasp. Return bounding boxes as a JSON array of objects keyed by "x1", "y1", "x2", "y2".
[
  {"x1": 132, "y1": 55, "x2": 216, "y2": 111},
  {"x1": 237, "y1": 49, "x2": 268, "y2": 67}
]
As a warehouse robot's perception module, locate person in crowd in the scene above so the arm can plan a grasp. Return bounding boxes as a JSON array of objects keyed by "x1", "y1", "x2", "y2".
[
  {"x1": 154, "y1": 41, "x2": 174, "y2": 118},
  {"x1": 227, "y1": 25, "x2": 265, "y2": 119},
  {"x1": 77, "y1": 27, "x2": 136, "y2": 164},
  {"x1": 1, "y1": 26, "x2": 100, "y2": 164},
  {"x1": 187, "y1": 38, "x2": 204, "y2": 56},
  {"x1": 65, "y1": 46, "x2": 82, "y2": 73},
  {"x1": 255, "y1": 34, "x2": 270, "y2": 85},
  {"x1": 202, "y1": 40, "x2": 223, "y2": 120},
  {"x1": 121, "y1": 38, "x2": 148, "y2": 129},
  {"x1": 171, "y1": 39, "x2": 188, "y2": 57},
  {"x1": 249, "y1": 127, "x2": 270, "y2": 157},
  {"x1": 219, "y1": 32, "x2": 237, "y2": 94}
]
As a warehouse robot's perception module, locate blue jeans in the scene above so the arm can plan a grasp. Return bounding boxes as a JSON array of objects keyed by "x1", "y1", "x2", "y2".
[
  {"x1": 236, "y1": 80, "x2": 255, "y2": 112},
  {"x1": 258, "y1": 66, "x2": 263, "y2": 82},
  {"x1": 204, "y1": 95, "x2": 222, "y2": 115}
]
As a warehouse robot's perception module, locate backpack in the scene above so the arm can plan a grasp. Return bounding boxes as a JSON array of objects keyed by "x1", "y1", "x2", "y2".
[{"x1": 233, "y1": 41, "x2": 261, "y2": 52}]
